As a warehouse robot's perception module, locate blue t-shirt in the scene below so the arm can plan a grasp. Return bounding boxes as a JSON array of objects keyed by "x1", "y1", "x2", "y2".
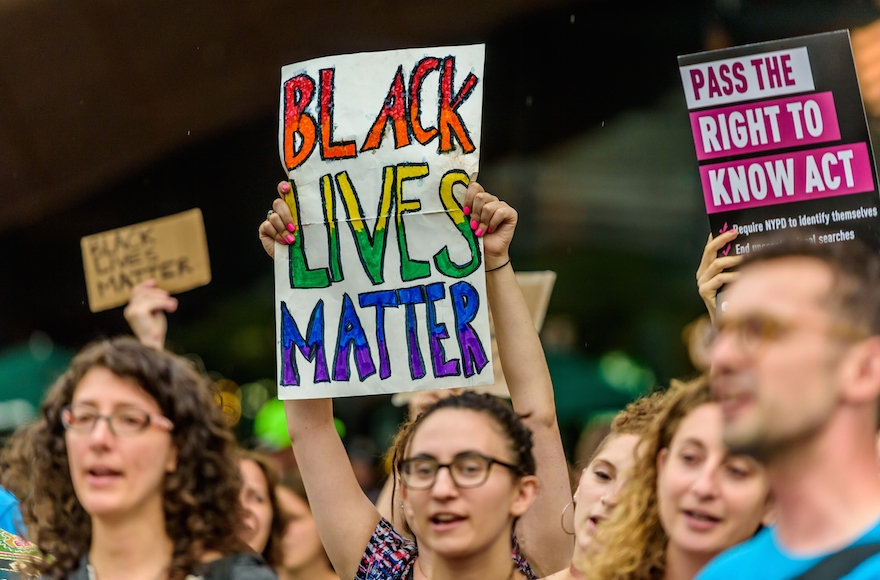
[
  {"x1": 0, "y1": 488, "x2": 22, "y2": 538},
  {"x1": 697, "y1": 518, "x2": 880, "y2": 580}
]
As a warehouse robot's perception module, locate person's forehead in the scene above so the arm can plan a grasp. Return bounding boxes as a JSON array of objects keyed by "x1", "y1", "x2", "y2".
[
  {"x1": 670, "y1": 403, "x2": 723, "y2": 448},
  {"x1": 276, "y1": 487, "x2": 308, "y2": 514},
  {"x1": 595, "y1": 433, "x2": 639, "y2": 465},
  {"x1": 409, "y1": 408, "x2": 507, "y2": 457},
  {"x1": 725, "y1": 257, "x2": 834, "y2": 317},
  {"x1": 72, "y1": 366, "x2": 159, "y2": 409},
  {"x1": 239, "y1": 459, "x2": 269, "y2": 490}
]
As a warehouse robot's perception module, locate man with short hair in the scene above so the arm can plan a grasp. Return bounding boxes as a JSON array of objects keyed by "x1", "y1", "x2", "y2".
[{"x1": 698, "y1": 235, "x2": 880, "y2": 579}]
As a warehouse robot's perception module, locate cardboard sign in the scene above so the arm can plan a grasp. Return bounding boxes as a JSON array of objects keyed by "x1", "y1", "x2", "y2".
[
  {"x1": 81, "y1": 209, "x2": 211, "y2": 312},
  {"x1": 679, "y1": 31, "x2": 880, "y2": 255},
  {"x1": 274, "y1": 45, "x2": 492, "y2": 399}
]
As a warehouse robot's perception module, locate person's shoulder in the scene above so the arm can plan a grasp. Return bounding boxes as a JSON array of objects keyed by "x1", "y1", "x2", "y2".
[
  {"x1": 697, "y1": 528, "x2": 775, "y2": 579},
  {"x1": 195, "y1": 553, "x2": 277, "y2": 580},
  {"x1": 844, "y1": 520, "x2": 880, "y2": 579},
  {"x1": 844, "y1": 553, "x2": 880, "y2": 579},
  {"x1": 356, "y1": 518, "x2": 416, "y2": 580}
]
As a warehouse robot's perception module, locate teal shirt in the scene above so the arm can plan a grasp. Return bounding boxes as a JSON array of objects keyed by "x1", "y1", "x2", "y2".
[{"x1": 697, "y1": 517, "x2": 880, "y2": 580}]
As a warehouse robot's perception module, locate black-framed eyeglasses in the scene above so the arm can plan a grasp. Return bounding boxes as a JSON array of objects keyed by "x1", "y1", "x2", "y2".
[
  {"x1": 398, "y1": 453, "x2": 520, "y2": 490},
  {"x1": 61, "y1": 405, "x2": 174, "y2": 436}
]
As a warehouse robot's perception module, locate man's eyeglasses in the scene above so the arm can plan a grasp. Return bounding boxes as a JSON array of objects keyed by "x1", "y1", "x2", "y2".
[
  {"x1": 710, "y1": 313, "x2": 868, "y2": 355},
  {"x1": 398, "y1": 453, "x2": 520, "y2": 490},
  {"x1": 61, "y1": 405, "x2": 174, "y2": 436}
]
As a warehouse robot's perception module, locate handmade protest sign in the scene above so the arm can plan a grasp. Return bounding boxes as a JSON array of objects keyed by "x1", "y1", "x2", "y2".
[
  {"x1": 679, "y1": 31, "x2": 880, "y2": 256},
  {"x1": 81, "y1": 209, "x2": 211, "y2": 312},
  {"x1": 275, "y1": 45, "x2": 491, "y2": 399},
  {"x1": 390, "y1": 270, "x2": 557, "y2": 406}
]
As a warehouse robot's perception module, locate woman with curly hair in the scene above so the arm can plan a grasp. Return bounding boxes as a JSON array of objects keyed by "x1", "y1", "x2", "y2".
[
  {"x1": 2, "y1": 336, "x2": 276, "y2": 580},
  {"x1": 546, "y1": 391, "x2": 669, "y2": 580},
  {"x1": 580, "y1": 377, "x2": 772, "y2": 580}
]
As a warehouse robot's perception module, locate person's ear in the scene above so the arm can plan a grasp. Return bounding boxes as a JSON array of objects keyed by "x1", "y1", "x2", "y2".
[
  {"x1": 839, "y1": 336, "x2": 880, "y2": 405},
  {"x1": 165, "y1": 443, "x2": 179, "y2": 473},
  {"x1": 761, "y1": 493, "x2": 777, "y2": 527},
  {"x1": 510, "y1": 475, "x2": 540, "y2": 518}
]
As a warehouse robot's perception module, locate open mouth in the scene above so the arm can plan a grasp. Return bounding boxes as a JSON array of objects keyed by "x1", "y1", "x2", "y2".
[
  {"x1": 587, "y1": 515, "x2": 606, "y2": 533},
  {"x1": 86, "y1": 467, "x2": 122, "y2": 484},
  {"x1": 430, "y1": 513, "x2": 466, "y2": 530},
  {"x1": 683, "y1": 510, "x2": 721, "y2": 530}
]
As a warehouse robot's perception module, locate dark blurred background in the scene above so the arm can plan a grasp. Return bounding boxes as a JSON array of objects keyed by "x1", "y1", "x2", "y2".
[{"x1": 2, "y1": 0, "x2": 880, "y2": 460}]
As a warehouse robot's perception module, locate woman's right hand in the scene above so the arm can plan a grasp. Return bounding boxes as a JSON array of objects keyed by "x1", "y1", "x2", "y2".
[
  {"x1": 696, "y1": 229, "x2": 742, "y2": 323},
  {"x1": 123, "y1": 280, "x2": 178, "y2": 350},
  {"x1": 258, "y1": 181, "x2": 298, "y2": 259}
]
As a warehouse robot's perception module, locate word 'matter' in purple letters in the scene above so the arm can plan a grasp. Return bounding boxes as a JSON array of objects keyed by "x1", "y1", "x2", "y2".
[{"x1": 279, "y1": 281, "x2": 489, "y2": 386}]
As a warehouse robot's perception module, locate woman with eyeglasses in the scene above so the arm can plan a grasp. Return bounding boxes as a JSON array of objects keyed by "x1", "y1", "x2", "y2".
[
  {"x1": 2, "y1": 336, "x2": 277, "y2": 580},
  {"x1": 261, "y1": 182, "x2": 572, "y2": 580},
  {"x1": 123, "y1": 280, "x2": 284, "y2": 567}
]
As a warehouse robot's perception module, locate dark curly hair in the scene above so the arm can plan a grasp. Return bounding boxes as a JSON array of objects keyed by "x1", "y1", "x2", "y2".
[
  {"x1": 388, "y1": 391, "x2": 536, "y2": 528},
  {"x1": 1, "y1": 336, "x2": 248, "y2": 580}
]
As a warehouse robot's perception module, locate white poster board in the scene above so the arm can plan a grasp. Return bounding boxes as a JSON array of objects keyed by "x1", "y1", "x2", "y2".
[{"x1": 275, "y1": 45, "x2": 493, "y2": 399}]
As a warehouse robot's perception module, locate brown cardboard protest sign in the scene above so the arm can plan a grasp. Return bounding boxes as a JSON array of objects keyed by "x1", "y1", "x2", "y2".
[{"x1": 81, "y1": 209, "x2": 211, "y2": 312}]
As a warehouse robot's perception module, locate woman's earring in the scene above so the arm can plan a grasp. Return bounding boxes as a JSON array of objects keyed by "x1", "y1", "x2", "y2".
[{"x1": 561, "y1": 498, "x2": 576, "y2": 536}]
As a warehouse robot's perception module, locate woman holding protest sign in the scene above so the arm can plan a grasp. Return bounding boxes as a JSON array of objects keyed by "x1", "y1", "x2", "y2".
[
  {"x1": 259, "y1": 181, "x2": 573, "y2": 579},
  {"x1": 1, "y1": 336, "x2": 276, "y2": 580}
]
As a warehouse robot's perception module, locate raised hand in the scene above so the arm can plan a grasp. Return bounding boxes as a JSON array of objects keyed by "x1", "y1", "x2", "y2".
[
  {"x1": 462, "y1": 182, "x2": 517, "y2": 271},
  {"x1": 696, "y1": 229, "x2": 743, "y2": 323},
  {"x1": 123, "y1": 279, "x2": 178, "y2": 350},
  {"x1": 258, "y1": 181, "x2": 298, "y2": 259}
]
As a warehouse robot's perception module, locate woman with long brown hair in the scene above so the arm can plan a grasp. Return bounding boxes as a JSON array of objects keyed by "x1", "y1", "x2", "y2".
[{"x1": 2, "y1": 337, "x2": 276, "y2": 580}]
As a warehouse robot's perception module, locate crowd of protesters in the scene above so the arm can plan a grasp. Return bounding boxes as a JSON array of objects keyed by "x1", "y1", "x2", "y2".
[{"x1": 1, "y1": 178, "x2": 880, "y2": 580}]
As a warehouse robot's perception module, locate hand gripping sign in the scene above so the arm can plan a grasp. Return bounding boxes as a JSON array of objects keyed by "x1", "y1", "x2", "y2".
[
  {"x1": 679, "y1": 31, "x2": 880, "y2": 255},
  {"x1": 274, "y1": 45, "x2": 494, "y2": 399}
]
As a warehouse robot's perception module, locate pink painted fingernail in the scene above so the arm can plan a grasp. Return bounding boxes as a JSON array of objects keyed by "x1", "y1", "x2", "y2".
[
  {"x1": 287, "y1": 223, "x2": 295, "y2": 232},
  {"x1": 286, "y1": 234, "x2": 295, "y2": 243},
  {"x1": 281, "y1": 182, "x2": 290, "y2": 192},
  {"x1": 487, "y1": 227, "x2": 493, "y2": 234},
  {"x1": 475, "y1": 228, "x2": 483, "y2": 237},
  {"x1": 277, "y1": 236, "x2": 287, "y2": 245},
  {"x1": 463, "y1": 206, "x2": 471, "y2": 215},
  {"x1": 470, "y1": 220, "x2": 477, "y2": 230}
]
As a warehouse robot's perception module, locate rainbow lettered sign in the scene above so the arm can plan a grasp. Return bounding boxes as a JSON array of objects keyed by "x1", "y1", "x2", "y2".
[{"x1": 275, "y1": 45, "x2": 493, "y2": 399}]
